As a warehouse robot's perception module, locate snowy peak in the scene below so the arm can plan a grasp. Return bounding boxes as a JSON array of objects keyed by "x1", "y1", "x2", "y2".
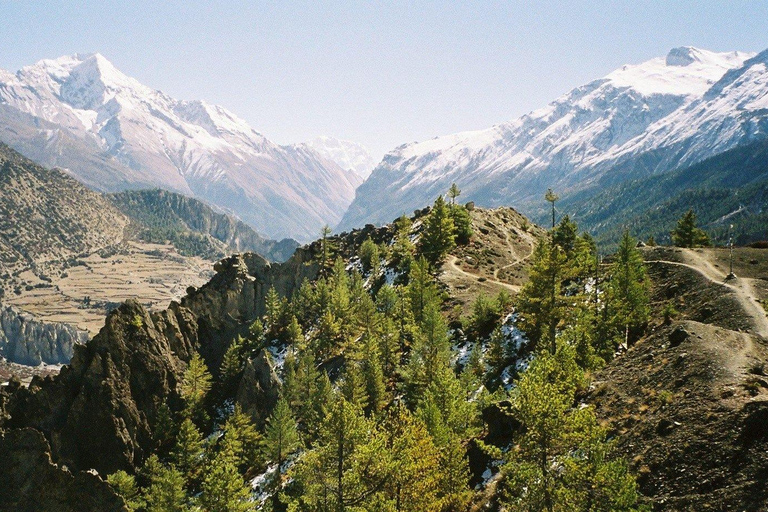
[
  {"x1": 665, "y1": 46, "x2": 707, "y2": 66},
  {"x1": 339, "y1": 46, "x2": 768, "y2": 232},
  {"x1": 605, "y1": 47, "x2": 752, "y2": 97},
  {"x1": 0, "y1": 53, "x2": 360, "y2": 241},
  {"x1": 305, "y1": 136, "x2": 377, "y2": 179}
]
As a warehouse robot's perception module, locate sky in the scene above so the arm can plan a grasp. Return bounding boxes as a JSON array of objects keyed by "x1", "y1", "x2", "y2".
[{"x1": 1, "y1": 1, "x2": 767, "y2": 161}]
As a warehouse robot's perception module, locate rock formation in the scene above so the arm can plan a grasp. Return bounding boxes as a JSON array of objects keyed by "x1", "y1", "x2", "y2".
[{"x1": 0, "y1": 304, "x2": 88, "y2": 365}]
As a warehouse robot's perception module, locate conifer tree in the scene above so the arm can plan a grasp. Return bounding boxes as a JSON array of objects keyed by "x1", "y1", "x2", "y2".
[
  {"x1": 107, "y1": 470, "x2": 144, "y2": 511},
  {"x1": 486, "y1": 326, "x2": 507, "y2": 374},
  {"x1": 545, "y1": 188, "x2": 559, "y2": 228},
  {"x1": 359, "y1": 237, "x2": 380, "y2": 275},
  {"x1": 671, "y1": 209, "x2": 711, "y2": 248},
  {"x1": 221, "y1": 403, "x2": 262, "y2": 471},
  {"x1": 199, "y1": 448, "x2": 254, "y2": 512},
  {"x1": 172, "y1": 418, "x2": 204, "y2": 484},
  {"x1": 319, "y1": 224, "x2": 335, "y2": 275},
  {"x1": 405, "y1": 301, "x2": 452, "y2": 399},
  {"x1": 383, "y1": 407, "x2": 442, "y2": 512},
  {"x1": 180, "y1": 353, "x2": 212, "y2": 424},
  {"x1": 448, "y1": 183, "x2": 461, "y2": 205},
  {"x1": 606, "y1": 231, "x2": 650, "y2": 346},
  {"x1": 552, "y1": 214, "x2": 579, "y2": 255},
  {"x1": 503, "y1": 348, "x2": 643, "y2": 512},
  {"x1": 516, "y1": 240, "x2": 567, "y2": 354},
  {"x1": 406, "y1": 257, "x2": 440, "y2": 325},
  {"x1": 262, "y1": 397, "x2": 301, "y2": 468},
  {"x1": 264, "y1": 286, "x2": 282, "y2": 339},
  {"x1": 391, "y1": 215, "x2": 416, "y2": 274},
  {"x1": 143, "y1": 455, "x2": 189, "y2": 512},
  {"x1": 289, "y1": 395, "x2": 391, "y2": 511},
  {"x1": 220, "y1": 336, "x2": 245, "y2": 392},
  {"x1": 466, "y1": 341, "x2": 486, "y2": 381},
  {"x1": 341, "y1": 362, "x2": 369, "y2": 411},
  {"x1": 418, "y1": 195, "x2": 456, "y2": 266}
]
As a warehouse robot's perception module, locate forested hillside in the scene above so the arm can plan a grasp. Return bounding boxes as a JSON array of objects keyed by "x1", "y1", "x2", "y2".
[{"x1": 567, "y1": 138, "x2": 768, "y2": 248}]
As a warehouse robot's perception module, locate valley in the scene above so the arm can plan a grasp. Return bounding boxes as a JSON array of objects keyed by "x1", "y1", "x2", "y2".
[
  {"x1": 0, "y1": 25, "x2": 767, "y2": 512},
  {"x1": 4, "y1": 241, "x2": 213, "y2": 335}
]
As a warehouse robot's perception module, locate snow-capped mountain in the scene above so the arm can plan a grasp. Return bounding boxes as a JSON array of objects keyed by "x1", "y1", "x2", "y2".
[
  {"x1": 304, "y1": 136, "x2": 377, "y2": 179},
  {"x1": 339, "y1": 47, "x2": 768, "y2": 231},
  {"x1": 0, "y1": 53, "x2": 360, "y2": 241}
]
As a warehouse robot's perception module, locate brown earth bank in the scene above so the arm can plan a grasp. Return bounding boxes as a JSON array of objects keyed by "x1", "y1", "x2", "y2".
[{"x1": 589, "y1": 246, "x2": 768, "y2": 511}]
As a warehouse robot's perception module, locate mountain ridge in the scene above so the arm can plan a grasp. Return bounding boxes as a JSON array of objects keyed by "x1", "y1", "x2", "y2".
[
  {"x1": 338, "y1": 46, "x2": 766, "y2": 232},
  {"x1": 0, "y1": 53, "x2": 360, "y2": 241}
]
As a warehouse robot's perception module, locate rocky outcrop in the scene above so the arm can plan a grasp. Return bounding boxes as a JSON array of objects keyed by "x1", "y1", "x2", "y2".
[
  {"x1": 0, "y1": 428, "x2": 126, "y2": 512},
  {"x1": 236, "y1": 350, "x2": 281, "y2": 428},
  {"x1": 1, "y1": 247, "x2": 319, "y2": 476},
  {"x1": 0, "y1": 304, "x2": 88, "y2": 365}
]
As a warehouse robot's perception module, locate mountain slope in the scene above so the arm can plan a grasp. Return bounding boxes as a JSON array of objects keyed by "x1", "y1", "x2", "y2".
[
  {"x1": 339, "y1": 47, "x2": 766, "y2": 232},
  {"x1": 0, "y1": 53, "x2": 360, "y2": 241},
  {"x1": 109, "y1": 189, "x2": 299, "y2": 262},
  {"x1": 0, "y1": 143, "x2": 128, "y2": 275},
  {"x1": 567, "y1": 137, "x2": 768, "y2": 248}
]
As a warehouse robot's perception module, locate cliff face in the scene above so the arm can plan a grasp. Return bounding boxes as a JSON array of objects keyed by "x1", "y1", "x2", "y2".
[
  {"x1": 0, "y1": 305, "x2": 88, "y2": 365},
  {"x1": 1, "y1": 247, "x2": 318, "y2": 476},
  {"x1": 0, "y1": 428, "x2": 126, "y2": 512}
]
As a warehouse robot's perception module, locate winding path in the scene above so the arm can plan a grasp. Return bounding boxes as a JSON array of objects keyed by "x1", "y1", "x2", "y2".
[
  {"x1": 647, "y1": 249, "x2": 768, "y2": 341},
  {"x1": 446, "y1": 255, "x2": 521, "y2": 293}
]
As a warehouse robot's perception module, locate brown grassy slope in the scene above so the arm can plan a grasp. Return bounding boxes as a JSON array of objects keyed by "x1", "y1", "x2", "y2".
[{"x1": 589, "y1": 247, "x2": 768, "y2": 511}]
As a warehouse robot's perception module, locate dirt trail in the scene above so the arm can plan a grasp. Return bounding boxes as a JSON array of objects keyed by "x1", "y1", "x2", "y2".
[
  {"x1": 647, "y1": 249, "x2": 768, "y2": 341},
  {"x1": 446, "y1": 255, "x2": 521, "y2": 293},
  {"x1": 492, "y1": 228, "x2": 535, "y2": 281}
]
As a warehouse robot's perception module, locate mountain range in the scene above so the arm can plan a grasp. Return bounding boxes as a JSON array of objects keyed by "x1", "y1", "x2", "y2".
[
  {"x1": 0, "y1": 53, "x2": 361, "y2": 242},
  {"x1": 339, "y1": 47, "x2": 768, "y2": 235}
]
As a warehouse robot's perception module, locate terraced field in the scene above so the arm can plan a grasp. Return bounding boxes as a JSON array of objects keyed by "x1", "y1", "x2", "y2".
[{"x1": 4, "y1": 241, "x2": 214, "y2": 335}]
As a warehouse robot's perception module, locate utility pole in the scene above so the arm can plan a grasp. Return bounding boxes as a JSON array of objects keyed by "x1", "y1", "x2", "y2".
[{"x1": 727, "y1": 224, "x2": 736, "y2": 280}]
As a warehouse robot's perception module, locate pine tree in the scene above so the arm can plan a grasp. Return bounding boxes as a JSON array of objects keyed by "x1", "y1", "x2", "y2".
[
  {"x1": 288, "y1": 396, "x2": 391, "y2": 512},
  {"x1": 180, "y1": 353, "x2": 212, "y2": 423},
  {"x1": 671, "y1": 209, "x2": 711, "y2": 248},
  {"x1": 319, "y1": 224, "x2": 335, "y2": 275},
  {"x1": 545, "y1": 188, "x2": 559, "y2": 229},
  {"x1": 391, "y1": 215, "x2": 416, "y2": 274},
  {"x1": 262, "y1": 397, "x2": 301, "y2": 468},
  {"x1": 405, "y1": 301, "x2": 452, "y2": 399},
  {"x1": 486, "y1": 326, "x2": 507, "y2": 374},
  {"x1": 221, "y1": 403, "x2": 262, "y2": 471},
  {"x1": 107, "y1": 470, "x2": 144, "y2": 511},
  {"x1": 143, "y1": 455, "x2": 189, "y2": 512},
  {"x1": 606, "y1": 231, "x2": 650, "y2": 346},
  {"x1": 264, "y1": 286, "x2": 282, "y2": 339},
  {"x1": 360, "y1": 335, "x2": 389, "y2": 416},
  {"x1": 439, "y1": 435, "x2": 473, "y2": 511},
  {"x1": 516, "y1": 240, "x2": 567, "y2": 354},
  {"x1": 552, "y1": 214, "x2": 579, "y2": 255},
  {"x1": 199, "y1": 449, "x2": 254, "y2": 512},
  {"x1": 406, "y1": 257, "x2": 440, "y2": 325},
  {"x1": 503, "y1": 348, "x2": 643, "y2": 512},
  {"x1": 172, "y1": 418, "x2": 204, "y2": 484},
  {"x1": 448, "y1": 183, "x2": 461, "y2": 205},
  {"x1": 341, "y1": 362, "x2": 369, "y2": 411},
  {"x1": 359, "y1": 237, "x2": 381, "y2": 275},
  {"x1": 465, "y1": 341, "x2": 486, "y2": 381},
  {"x1": 418, "y1": 195, "x2": 456, "y2": 266},
  {"x1": 383, "y1": 407, "x2": 442, "y2": 512},
  {"x1": 220, "y1": 336, "x2": 245, "y2": 391}
]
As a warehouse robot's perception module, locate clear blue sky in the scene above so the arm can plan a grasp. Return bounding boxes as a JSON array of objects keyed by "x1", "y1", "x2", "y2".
[{"x1": 1, "y1": 1, "x2": 766, "y2": 159}]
